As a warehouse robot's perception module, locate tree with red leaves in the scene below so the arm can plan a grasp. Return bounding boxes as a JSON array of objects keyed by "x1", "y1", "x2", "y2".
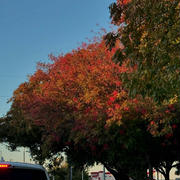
[
  {"x1": 0, "y1": 40, "x2": 154, "y2": 180},
  {"x1": 0, "y1": 36, "x2": 179, "y2": 180}
]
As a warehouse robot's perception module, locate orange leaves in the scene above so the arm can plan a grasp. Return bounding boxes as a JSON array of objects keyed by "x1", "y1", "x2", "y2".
[
  {"x1": 11, "y1": 38, "x2": 136, "y2": 144},
  {"x1": 115, "y1": 80, "x2": 122, "y2": 87},
  {"x1": 115, "y1": 104, "x2": 121, "y2": 109},
  {"x1": 105, "y1": 93, "x2": 156, "y2": 128},
  {"x1": 112, "y1": 0, "x2": 132, "y2": 26},
  {"x1": 112, "y1": 90, "x2": 118, "y2": 97},
  {"x1": 12, "y1": 38, "x2": 155, "y2": 132},
  {"x1": 107, "y1": 90, "x2": 119, "y2": 106},
  {"x1": 117, "y1": 0, "x2": 131, "y2": 6},
  {"x1": 147, "y1": 101, "x2": 180, "y2": 138}
]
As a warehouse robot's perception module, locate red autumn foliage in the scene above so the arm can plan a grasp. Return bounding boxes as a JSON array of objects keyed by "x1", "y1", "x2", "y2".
[
  {"x1": 117, "y1": 0, "x2": 131, "y2": 6},
  {"x1": 12, "y1": 40, "x2": 133, "y2": 143},
  {"x1": 11, "y1": 38, "x2": 162, "y2": 158},
  {"x1": 172, "y1": 124, "x2": 177, "y2": 129}
]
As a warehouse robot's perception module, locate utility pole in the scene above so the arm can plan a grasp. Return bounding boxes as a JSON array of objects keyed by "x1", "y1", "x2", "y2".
[
  {"x1": 82, "y1": 170, "x2": 84, "y2": 180},
  {"x1": 70, "y1": 166, "x2": 72, "y2": 180},
  {"x1": 23, "y1": 147, "x2": 25, "y2": 162},
  {"x1": 103, "y1": 165, "x2": 106, "y2": 180},
  {"x1": 0, "y1": 151, "x2": 4, "y2": 162},
  {"x1": 0, "y1": 150, "x2": 2, "y2": 159}
]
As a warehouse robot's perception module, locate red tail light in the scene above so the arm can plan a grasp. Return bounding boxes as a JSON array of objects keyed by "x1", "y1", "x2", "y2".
[{"x1": 0, "y1": 164, "x2": 11, "y2": 168}]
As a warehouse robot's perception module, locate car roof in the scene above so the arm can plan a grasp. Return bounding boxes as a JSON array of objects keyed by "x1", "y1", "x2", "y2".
[{"x1": 0, "y1": 161, "x2": 45, "y2": 171}]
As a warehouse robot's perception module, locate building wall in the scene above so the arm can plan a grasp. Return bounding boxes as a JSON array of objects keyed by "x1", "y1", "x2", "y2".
[{"x1": 90, "y1": 171, "x2": 115, "y2": 180}]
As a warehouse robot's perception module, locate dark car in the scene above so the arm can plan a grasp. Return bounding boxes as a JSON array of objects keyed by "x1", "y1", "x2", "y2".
[{"x1": 0, "y1": 161, "x2": 50, "y2": 180}]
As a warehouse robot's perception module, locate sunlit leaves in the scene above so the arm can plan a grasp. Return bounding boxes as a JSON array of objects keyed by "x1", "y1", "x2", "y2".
[{"x1": 106, "y1": 0, "x2": 180, "y2": 103}]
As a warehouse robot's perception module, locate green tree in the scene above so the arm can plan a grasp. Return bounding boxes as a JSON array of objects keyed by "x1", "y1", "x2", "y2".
[
  {"x1": 48, "y1": 157, "x2": 89, "y2": 180},
  {"x1": 105, "y1": 1, "x2": 180, "y2": 178},
  {"x1": 105, "y1": 0, "x2": 180, "y2": 103}
]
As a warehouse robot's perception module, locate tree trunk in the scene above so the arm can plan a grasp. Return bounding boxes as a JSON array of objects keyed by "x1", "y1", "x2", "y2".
[
  {"x1": 157, "y1": 160, "x2": 173, "y2": 180},
  {"x1": 163, "y1": 160, "x2": 172, "y2": 180},
  {"x1": 104, "y1": 166, "x2": 129, "y2": 180},
  {"x1": 112, "y1": 172, "x2": 129, "y2": 180},
  {"x1": 164, "y1": 173, "x2": 170, "y2": 180}
]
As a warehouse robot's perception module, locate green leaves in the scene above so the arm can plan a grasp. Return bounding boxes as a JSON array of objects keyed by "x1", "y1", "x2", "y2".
[
  {"x1": 107, "y1": 0, "x2": 180, "y2": 103},
  {"x1": 109, "y1": 3, "x2": 123, "y2": 25}
]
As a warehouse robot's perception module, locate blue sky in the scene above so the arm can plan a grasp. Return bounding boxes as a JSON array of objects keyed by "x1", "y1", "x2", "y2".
[
  {"x1": 0, "y1": 0, "x2": 114, "y2": 117},
  {"x1": 0, "y1": 0, "x2": 114, "y2": 162}
]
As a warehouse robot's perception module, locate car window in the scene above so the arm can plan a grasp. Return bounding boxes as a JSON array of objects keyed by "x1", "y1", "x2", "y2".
[{"x1": 0, "y1": 168, "x2": 48, "y2": 180}]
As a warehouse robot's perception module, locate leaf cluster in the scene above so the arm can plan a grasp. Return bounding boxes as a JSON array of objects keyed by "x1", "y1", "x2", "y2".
[{"x1": 106, "y1": 0, "x2": 180, "y2": 103}]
